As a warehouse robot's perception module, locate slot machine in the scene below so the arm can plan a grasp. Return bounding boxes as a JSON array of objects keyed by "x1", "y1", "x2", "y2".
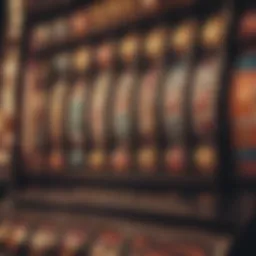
[{"x1": 1, "y1": 1, "x2": 249, "y2": 256}]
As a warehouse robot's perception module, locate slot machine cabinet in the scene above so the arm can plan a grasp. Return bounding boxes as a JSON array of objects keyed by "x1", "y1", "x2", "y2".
[{"x1": 3, "y1": 0, "x2": 256, "y2": 256}]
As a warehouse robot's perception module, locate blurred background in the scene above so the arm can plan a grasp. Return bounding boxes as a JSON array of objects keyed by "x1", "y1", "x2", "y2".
[{"x1": 0, "y1": 0, "x2": 255, "y2": 255}]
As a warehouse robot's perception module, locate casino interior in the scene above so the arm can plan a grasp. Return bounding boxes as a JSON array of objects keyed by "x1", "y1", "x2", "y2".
[{"x1": 0, "y1": 0, "x2": 255, "y2": 255}]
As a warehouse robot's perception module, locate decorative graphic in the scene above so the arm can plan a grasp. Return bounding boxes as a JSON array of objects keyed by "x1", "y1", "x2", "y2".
[
  {"x1": 53, "y1": 53, "x2": 70, "y2": 73},
  {"x1": 145, "y1": 28, "x2": 166, "y2": 60},
  {"x1": 69, "y1": 149, "x2": 84, "y2": 168},
  {"x1": 137, "y1": 147, "x2": 157, "y2": 173},
  {"x1": 97, "y1": 43, "x2": 115, "y2": 68},
  {"x1": 87, "y1": 150, "x2": 106, "y2": 172},
  {"x1": 201, "y1": 12, "x2": 228, "y2": 49},
  {"x1": 31, "y1": 23, "x2": 51, "y2": 50},
  {"x1": 120, "y1": 34, "x2": 140, "y2": 64},
  {"x1": 194, "y1": 145, "x2": 217, "y2": 175},
  {"x1": 111, "y1": 148, "x2": 130, "y2": 173},
  {"x1": 49, "y1": 149, "x2": 64, "y2": 171},
  {"x1": 230, "y1": 54, "x2": 256, "y2": 176},
  {"x1": 70, "y1": 10, "x2": 89, "y2": 38},
  {"x1": 73, "y1": 47, "x2": 91, "y2": 72},
  {"x1": 171, "y1": 20, "x2": 197, "y2": 54},
  {"x1": 53, "y1": 18, "x2": 68, "y2": 44},
  {"x1": 165, "y1": 147, "x2": 186, "y2": 174}
]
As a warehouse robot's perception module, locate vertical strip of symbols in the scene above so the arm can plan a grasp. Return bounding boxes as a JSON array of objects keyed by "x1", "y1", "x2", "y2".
[
  {"x1": 137, "y1": 67, "x2": 160, "y2": 173},
  {"x1": 111, "y1": 70, "x2": 135, "y2": 173},
  {"x1": 191, "y1": 12, "x2": 229, "y2": 176},
  {"x1": 162, "y1": 20, "x2": 197, "y2": 175},
  {"x1": 49, "y1": 78, "x2": 68, "y2": 171},
  {"x1": 67, "y1": 79, "x2": 86, "y2": 168},
  {"x1": 88, "y1": 71, "x2": 112, "y2": 171},
  {"x1": 163, "y1": 63, "x2": 189, "y2": 175},
  {"x1": 91, "y1": 72, "x2": 111, "y2": 147},
  {"x1": 135, "y1": 27, "x2": 166, "y2": 174},
  {"x1": 137, "y1": 27, "x2": 166, "y2": 173},
  {"x1": 192, "y1": 57, "x2": 222, "y2": 175},
  {"x1": 22, "y1": 62, "x2": 48, "y2": 172}
]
